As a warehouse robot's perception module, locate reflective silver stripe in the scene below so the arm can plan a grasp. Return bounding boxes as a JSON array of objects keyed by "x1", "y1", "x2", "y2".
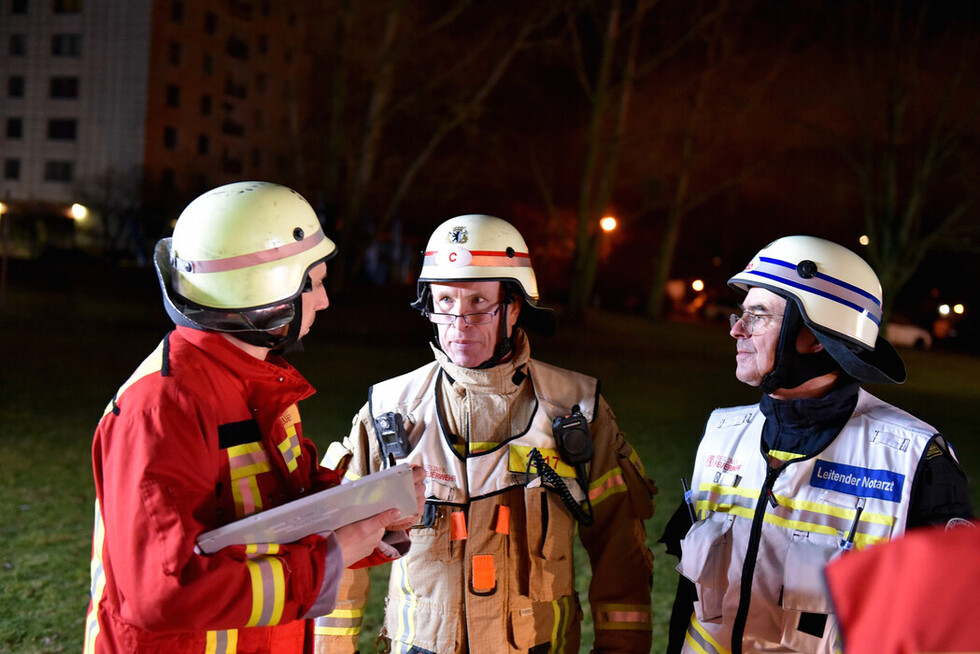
[
  {"x1": 391, "y1": 558, "x2": 417, "y2": 648},
  {"x1": 684, "y1": 614, "x2": 728, "y2": 654},
  {"x1": 742, "y1": 256, "x2": 882, "y2": 325}
]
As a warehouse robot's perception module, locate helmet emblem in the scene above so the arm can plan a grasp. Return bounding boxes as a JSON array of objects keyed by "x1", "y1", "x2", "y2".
[{"x1": 447, "y1": 226, "x2": 468, "y2": 244}]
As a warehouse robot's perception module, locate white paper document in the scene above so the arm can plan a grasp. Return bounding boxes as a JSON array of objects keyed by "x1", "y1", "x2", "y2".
[{"x1": 196, "y1": 463, "x2": 417, "y2": 554}]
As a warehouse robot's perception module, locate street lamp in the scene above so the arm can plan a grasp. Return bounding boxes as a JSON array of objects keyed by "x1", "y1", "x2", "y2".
[
  {"x1": 70, "y1": 203, "x2": 88, "y2": 221},
  {"x1": 600, "y1": 215, "x2": 617, "y2": 232}
]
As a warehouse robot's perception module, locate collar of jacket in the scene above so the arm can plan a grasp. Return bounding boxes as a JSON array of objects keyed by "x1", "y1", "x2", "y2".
[
  {"x1": 759, "y1": 378, "x2": 861, "y2": 458},
  {"x1": 173, "y1": 325, "x2": 315, "y2": 402},
  {"x1": 431, "y1": 328, "x2": 532, "y2": 396}
]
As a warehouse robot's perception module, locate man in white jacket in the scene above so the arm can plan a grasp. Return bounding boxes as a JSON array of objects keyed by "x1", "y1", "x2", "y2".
[{"x1": 661, "y1": 235, "x2": 972, "y2": 654}]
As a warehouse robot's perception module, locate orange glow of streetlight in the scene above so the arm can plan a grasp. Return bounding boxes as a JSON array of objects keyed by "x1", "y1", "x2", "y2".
[
  {"x1": 599, "y1": 216, "x2": 617, "y2": 232},
  {"x1": 691, "y1": 279, "x2": 705, "y2": 292}
]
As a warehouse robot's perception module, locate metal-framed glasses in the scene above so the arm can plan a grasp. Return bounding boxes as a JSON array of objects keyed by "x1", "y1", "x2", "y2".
[
  {"x1": 730, "y1": 306, "x2": 783, "y2": 335},
  {"x1": 425, "y1": 303, "x2": 502, "y2": 326}
]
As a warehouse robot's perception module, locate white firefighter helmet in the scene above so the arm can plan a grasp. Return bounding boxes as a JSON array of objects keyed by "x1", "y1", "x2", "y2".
[
  {"x1": 418, "y1": 214, "x2": 540, "y2": 299},
  {"x1": 413, "y1": 214, "x2": 555, "y2": 335},
  {"x1": 729, "y1": 235, "x2": 905, "y2": 384},
  {"x1": 153, "y1": 181, "x2": 336, "y2": 348}
]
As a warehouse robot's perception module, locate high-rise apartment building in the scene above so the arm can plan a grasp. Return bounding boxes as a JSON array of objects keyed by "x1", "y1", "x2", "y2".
[{"x1": 0, "y1": 0, "x2": 311, "y2": 253}]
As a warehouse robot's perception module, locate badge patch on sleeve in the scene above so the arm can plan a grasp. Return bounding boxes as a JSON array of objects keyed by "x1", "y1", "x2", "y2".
[{"x1": 810, "y1": 460, "x2": 904, "y2": 502}]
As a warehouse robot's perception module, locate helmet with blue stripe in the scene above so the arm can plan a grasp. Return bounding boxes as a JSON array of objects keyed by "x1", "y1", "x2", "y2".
[{"x1": 729, "y1": 235, "x2": 906, "y2": 385}]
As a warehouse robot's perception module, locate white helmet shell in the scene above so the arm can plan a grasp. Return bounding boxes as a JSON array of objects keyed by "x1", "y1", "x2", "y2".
[
  {"x1": 729, "y1": 235, "x2": 883, "y2": 349},
  {"x1": 169, "y1": 181, "x2": 336, "y2": 310},
  {"x1": 419, "y1": 214, "x2": 540, "y2": 303}
]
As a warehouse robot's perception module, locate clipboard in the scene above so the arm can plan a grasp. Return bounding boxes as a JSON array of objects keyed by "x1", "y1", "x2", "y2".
[{"x1": 196, "y1": 463, "x2": 416, "y2": 554}]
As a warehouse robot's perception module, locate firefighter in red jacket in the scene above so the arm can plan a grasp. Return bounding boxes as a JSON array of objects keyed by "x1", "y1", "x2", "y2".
[{"x1": 83, "y1": 182, "x2": 424, "y2": 653}]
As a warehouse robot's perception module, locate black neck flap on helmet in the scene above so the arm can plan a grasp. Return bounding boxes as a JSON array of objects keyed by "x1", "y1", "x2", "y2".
[{"x1": 759, "y1": 297, "x2": 840, "y2": 395}]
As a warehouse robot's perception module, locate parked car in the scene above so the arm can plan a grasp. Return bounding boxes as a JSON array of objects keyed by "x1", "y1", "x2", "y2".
[{"x1": 885, "y1": 318, "x2": 933, "y2": 349}]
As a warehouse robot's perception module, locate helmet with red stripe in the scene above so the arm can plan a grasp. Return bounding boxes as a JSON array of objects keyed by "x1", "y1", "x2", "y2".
[
  {"x1": 153, "y1": 181, "x2": 336, "y2": 350},
  {"x1": 412, "y1": 214, "x2": 555, "y2": 336}
]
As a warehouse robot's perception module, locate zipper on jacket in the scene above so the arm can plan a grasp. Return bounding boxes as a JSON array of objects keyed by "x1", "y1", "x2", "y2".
[{"x1": 730, "y1": 463, "x2": 783, "y2": 653}]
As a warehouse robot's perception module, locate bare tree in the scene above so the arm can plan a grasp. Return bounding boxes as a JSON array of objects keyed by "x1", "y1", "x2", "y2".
[
  {"x1": 641, "y1": 0, "x2": 780, "y2": 319},
  {"x1": 75, "y1": 166, "x2": 145, "y2": 262},
  {"x1": 560, "y1": 0, "x2": 652, "y2": 317},
  {"x1": 306, "y1": 1, "x2": 552, "y2": 286},
  {"x1": 837, "y1": 2, "x2": 980, "y2": 323}
]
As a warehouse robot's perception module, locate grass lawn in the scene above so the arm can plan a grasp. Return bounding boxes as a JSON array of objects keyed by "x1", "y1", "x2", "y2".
[{"x1": 2, "y1": 261, "x2": 979, "y2": 653}]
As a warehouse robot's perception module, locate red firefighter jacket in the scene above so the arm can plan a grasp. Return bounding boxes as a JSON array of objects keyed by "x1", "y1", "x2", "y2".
[
  {"x1": 826, "y1": 521, "x2": 980, "y2": 654},
  {"x1": 84, "y1": 327, "x2": 390, "y2": 653}
]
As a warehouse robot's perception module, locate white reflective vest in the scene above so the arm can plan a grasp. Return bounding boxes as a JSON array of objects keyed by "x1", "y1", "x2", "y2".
[
  {"x1": 368, "y1": 359, "x2": 597, "y2": 505},
  {"x1": 678, "y1": 389, "x2": 937, "y2": 654}
]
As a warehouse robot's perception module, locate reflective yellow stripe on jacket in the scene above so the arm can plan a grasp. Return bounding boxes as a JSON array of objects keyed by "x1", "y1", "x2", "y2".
[
  {"x1": 696, "y1": 482, "x2": 894, "y2": 548},
  {"x1": 592, "y1": 602, "x2": 651, "y2": 633},
  {"x1": 244, "y1": 544, "x2": 286, "y2": 627},
  {"x1": 83, "y1": 500, "x2": 107, "y2": 654},
  {"x1": 205, "y1": 629, "x2": 238, "y2": 653},
  {"x1": 314, "y1": 607, "x2": 364, "y2": 637},
  {"x1": 684, "y1": 613, "x2": 731, "y2": 654}
]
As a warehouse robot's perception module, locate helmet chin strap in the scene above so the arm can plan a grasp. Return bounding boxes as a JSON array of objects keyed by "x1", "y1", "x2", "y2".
[
  {"x1": 759, "y1": 299, "x2": 839, "y2": 395},
  {"x1": 234, "y1": 295, "x2": 302, "y2": 354},
  {"x1": 474, "y1": 298, "x2": 514, "y2": 369}
]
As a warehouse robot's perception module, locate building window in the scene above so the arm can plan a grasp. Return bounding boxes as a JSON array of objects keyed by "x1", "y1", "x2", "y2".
[
  {"x1": 161, "y1": 168, "x2": 175, "y2": 188},
  {"x1": 52, "y1": 33, "x2": 82, "y2": 57},
  {"x1": 53, "y1": 0, "x2": 82, "y2": 13},
  {"x1": 49, "y1": 76, "x2": 79, "y2": 98},
  {"x1": 257, "y1": 34, "x2": 268, "y2": 55},
  {"x1": 226, "y1": 34, "x2": 249, "y2": 61},
  {"x1": 225, "y1": 76, "x2": 247, "y2": 100},
  {"x1": 250, "y1": 148, "x2": 262, "y2": 168},
  {"x1": 4, "y1": 159, "x2": 21, "y2": 180},
  {"x1": 170, "y1": 0, "x2": 183, "y2": 22},
  {"x1": 9, "y1": 34, "x2": 27, "y2": 56},
  {"x1": 197, "y1": 134, "x2": 209, "y2": 155},
  {"x1": 163, "y1": 126, "x2": 177, "y2": 150},
  {"x1": 44, "y1": 160, "x2": 73, "y2": 182},
  {"x1": 200, "y1": 94, "x2": 212, "y2": 116},
  {"x1": 203, "y1": 54, "x2": 213, "y2": 76},
  {"x1": 204, "y1": 11, "x2": 216, "y2": 35},
  {"x1": 12, "y1": 0, "x2": 29, "y2": 14},
  {"x1": 47, "y1": 118, "x2": 77, "y2": 140},
  {"x1": 221, "y1": 118, "x2": 244, "y2": 137},
  {"x1": 8, "y1": 76, "x2": 26, "y2": 97},
  {"x1": 168, "y1": 41, "x2": 181, "y2": 66},
  {"x1": 165, "y1": 84, "x2": 180, "y2": 107},
  {"x1": 6, "y1": 117, "x2": 23, "y2": 138}
]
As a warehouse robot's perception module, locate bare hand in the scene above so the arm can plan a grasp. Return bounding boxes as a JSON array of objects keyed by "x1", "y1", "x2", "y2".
[
  {"x1": 333, "y1": 508, "x2": 402, "y2": 568},
  {"x1": 386, "y1": 465, "x2": 427, "y2": 531}
]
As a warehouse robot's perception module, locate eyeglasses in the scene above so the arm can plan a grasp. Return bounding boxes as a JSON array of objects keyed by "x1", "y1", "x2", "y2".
[
  {"x1": 730, "y1": 307, "x2": 783, "y2": 335},
  {"x1": 425, "y1": 303, "x2": 502, "y2": 326}
]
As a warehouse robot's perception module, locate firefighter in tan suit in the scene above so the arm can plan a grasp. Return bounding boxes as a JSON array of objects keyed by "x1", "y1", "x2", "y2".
[{"x1": 315, "y1": 215, "x2": 656, "y2": 653}]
